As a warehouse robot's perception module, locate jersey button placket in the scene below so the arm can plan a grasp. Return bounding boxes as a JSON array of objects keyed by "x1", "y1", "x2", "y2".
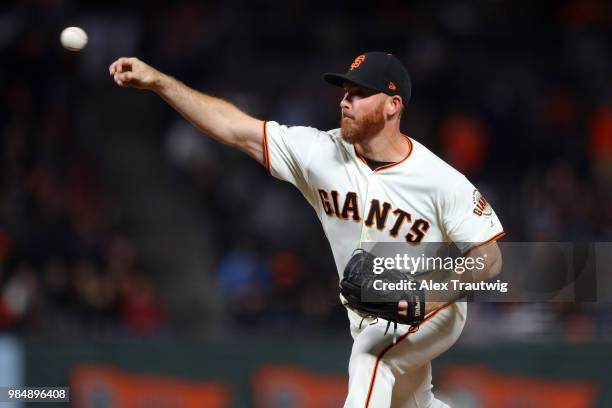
[{"x1": 360, "y1": 173, "x2": 375, "y2": 243}]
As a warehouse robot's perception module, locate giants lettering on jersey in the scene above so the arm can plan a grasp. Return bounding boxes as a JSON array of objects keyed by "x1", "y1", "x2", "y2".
[{"x1": 317, "y1": 188, "x2": 430, "y2": 242}]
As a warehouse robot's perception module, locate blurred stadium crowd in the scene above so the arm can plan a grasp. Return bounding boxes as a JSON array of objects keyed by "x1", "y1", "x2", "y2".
[{"x1": 1, "y1": 0, "x2": 611, "y2": 341}]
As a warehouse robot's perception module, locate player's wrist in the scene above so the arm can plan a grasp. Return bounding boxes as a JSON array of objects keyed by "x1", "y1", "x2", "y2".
[{"x1": 150, "y1": 71, "x2": 170, "y2": 93}]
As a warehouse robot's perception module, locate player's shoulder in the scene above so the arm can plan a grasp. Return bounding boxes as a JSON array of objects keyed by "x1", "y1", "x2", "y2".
[
  {"x1": 408, "y1": 137, "x2": 468, "y2": 188},
  {"x1": 326, "y1": 127, "x2": 348, "y2": 145},
  {"x1": 267, "y1": 120, "x2": 338, "y2": 145}
]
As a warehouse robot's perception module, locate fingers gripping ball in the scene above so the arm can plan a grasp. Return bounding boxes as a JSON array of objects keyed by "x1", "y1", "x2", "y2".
[
  {"x1": 340, "y1": 249, "x2": 425, "y2": 328},
  {"x1": 109, "y1": 58, "x2": 156, "y2": 89},
  {"x1": 60, "y1": 27, "x2": 88, "y2": 51}
]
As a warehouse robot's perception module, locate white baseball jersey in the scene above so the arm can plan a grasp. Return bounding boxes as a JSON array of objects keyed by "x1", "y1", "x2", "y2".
[
  {"x1": 262, "y1": 119, "x2": 505, "y2": 408},
  {"x1": 262, "y1": 120, "x2": 505, "y2": 279}
]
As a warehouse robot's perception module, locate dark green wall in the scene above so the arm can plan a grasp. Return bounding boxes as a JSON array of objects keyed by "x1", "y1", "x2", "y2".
[{"x1": 22, "y1": 336, "x2": 612, "y2": 407}]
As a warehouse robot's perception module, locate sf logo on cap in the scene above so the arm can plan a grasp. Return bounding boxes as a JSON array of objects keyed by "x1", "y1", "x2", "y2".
[{"x1": 350, "y1": 55, "x2": 366, "y2": 70}]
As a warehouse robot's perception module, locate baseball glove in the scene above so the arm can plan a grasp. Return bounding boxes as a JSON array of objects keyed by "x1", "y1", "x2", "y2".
[{"x1": 340, "y1": 249, "x2": 426, "y2": 340}]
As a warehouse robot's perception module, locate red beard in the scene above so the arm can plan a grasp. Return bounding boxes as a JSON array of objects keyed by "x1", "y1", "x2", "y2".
[{"x1": 341, "y1": 102, "x2": 386, "y2": 144}]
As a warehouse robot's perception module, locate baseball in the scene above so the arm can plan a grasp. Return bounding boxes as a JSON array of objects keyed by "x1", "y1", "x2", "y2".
[{"x1": 60, "y1": 27, "x2": 88, "y2": 51}]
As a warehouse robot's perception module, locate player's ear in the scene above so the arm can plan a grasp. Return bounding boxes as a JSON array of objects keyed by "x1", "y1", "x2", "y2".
[{"x1": 386, "y1": 95, "x2": 402, "y2": 118}]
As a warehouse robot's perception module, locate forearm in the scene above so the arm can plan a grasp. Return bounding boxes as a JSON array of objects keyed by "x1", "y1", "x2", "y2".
[
  {"x1": 422, "y1": 243, "x2": 503, "y2": 314},
  {"x1": 110, "y1": 57, "x2": 264, "y2": 163},
  {"x1": 152, "y1": 73, "x2": 254, "y2": 147}
]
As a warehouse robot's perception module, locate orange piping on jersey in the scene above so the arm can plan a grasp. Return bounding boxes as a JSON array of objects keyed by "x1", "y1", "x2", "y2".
[
  {"x1": 354, "y1": 135, "x2": 413, "y2": 172},
  {"x1": 364, "y1": 303, "x2": 453, "y2": 408},
  {"x1": 262, "y1": 120, "x2": 270, "y2": 173},
  {"x1": 355, "y1": 150, "x2": 369, "y2": 166},
  {"x1": 464, "y1": 231, "x2": 506, "y2": 256},
  {"x1": 375, "y1": 135, "x2": 413, "y2": 171}
]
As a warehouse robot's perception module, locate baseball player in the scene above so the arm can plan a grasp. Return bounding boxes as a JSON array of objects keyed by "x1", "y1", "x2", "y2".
[{"x1": 109, "y1": 51, "x2": 504, "y2": 407}]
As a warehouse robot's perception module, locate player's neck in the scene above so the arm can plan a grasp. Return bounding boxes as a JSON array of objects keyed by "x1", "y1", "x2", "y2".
[{"x1": 354, "y1": 127, "x2": 407, "y2": 163}]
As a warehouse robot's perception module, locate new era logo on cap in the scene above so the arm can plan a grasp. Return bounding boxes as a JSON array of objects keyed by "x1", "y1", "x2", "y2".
[{"x1": 323, "y1": 51, "x2": 412, "y2": 106}]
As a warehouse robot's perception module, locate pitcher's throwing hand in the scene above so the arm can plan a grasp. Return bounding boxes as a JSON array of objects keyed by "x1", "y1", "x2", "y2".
[{"x1": 109, "y1": 57, "x2": 162, "y2": 89}]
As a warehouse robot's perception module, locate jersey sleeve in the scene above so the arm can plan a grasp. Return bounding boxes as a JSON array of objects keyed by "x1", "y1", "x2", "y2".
[
  {"x1": 441, "y1": 176, "x2": 505, "y2": 254},
  {"x1": 262, "y1": 120, "x2": 320, "y2": 204}
]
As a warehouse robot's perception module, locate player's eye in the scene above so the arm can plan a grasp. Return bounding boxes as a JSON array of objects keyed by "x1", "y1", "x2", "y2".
[{"x1": 347, "y1": 90, "x2": 362, "y2": 99}]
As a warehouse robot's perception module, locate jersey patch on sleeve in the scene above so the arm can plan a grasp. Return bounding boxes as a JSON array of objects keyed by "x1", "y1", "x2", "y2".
[{"x1": 472, "y1": 189, "x2": 492, "y2": 217}]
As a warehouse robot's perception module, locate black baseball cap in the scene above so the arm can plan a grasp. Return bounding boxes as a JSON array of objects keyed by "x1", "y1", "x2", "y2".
[{"x1": 323, "y1": 51, "x2": 412, "y2": 106}]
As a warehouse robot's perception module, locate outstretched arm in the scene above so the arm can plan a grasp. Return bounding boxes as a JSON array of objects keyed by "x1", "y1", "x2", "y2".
[{"x1": 109, "y1": 57, "x2": 264, "y2": 164}]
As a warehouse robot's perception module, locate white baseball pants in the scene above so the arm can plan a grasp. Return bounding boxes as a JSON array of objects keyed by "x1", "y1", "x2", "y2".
[{"x1": 344, "y1": 302, "x2": 467, "y2": 408}]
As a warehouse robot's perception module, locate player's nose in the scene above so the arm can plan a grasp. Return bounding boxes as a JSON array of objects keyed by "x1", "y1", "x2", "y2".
[{"x1": 340, "y1": 93, "x2": 350, "y2": 110}]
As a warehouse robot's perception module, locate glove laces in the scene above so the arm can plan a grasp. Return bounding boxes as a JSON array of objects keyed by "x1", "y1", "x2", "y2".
[
  {"x1": 384, "y1": 320, "x2": 420, "y2": 344},
  {"x1": 384, "y1": 321, "x2": 398, "y2": 344}
]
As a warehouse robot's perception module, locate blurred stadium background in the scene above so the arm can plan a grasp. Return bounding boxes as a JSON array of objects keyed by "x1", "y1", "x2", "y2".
[{"x1": 1, "y1": 0, "x2": 611, "y2": 407}]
